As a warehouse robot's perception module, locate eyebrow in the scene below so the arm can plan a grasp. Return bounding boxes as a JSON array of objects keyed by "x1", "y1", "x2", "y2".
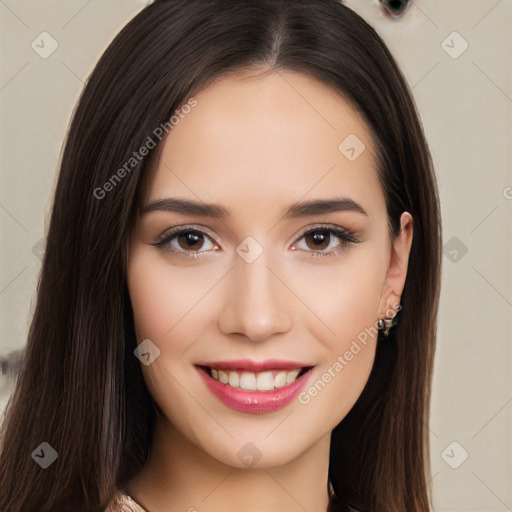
[{"x1": 141, "y1": 196, "x2": 368, "y2": 218}]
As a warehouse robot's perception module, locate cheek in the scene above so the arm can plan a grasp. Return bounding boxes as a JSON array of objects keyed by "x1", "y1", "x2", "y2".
[
  {"x1": 127, "y1": 250, "x2": 214, "y2": 346},
  {"x1": 127, "y1": 261, "x2": 176, "y2": 342},
  {"x1": 289, "y1": 249, "x2": 385, "y2": 423},
  {"x1": 126, "y1": 252, "x2": 214, "y2": 431},
  {"x1": 291, "y1": 247, "x2": 385, "y2": 351}
]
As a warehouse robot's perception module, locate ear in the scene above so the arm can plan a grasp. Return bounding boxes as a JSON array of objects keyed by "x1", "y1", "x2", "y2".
[{"x1": 378, "y1": 212, "x2": 413, "y2": 318}]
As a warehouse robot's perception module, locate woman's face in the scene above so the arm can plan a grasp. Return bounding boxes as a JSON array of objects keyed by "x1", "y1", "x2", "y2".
[{"x1": 127, "y1": 69, "x2": 412, "y2": 468}]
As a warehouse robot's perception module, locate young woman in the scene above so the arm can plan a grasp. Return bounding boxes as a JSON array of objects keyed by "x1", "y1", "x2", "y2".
[{"x1": 0, "y1": 1, "x2": 442, "y2": 511}]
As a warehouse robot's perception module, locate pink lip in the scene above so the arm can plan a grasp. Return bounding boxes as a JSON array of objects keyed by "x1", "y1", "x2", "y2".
[
  {"x1": 196, "y1": 359, "x2": 309, "y2": 372},
  {"x1": 196, "y1": 363, "x2": 313, "y2": 414}
]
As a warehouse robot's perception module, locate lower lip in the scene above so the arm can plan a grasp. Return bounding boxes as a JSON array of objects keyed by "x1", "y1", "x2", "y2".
[{"x1": 197, "y1": 366, "x2": 313, "y2": 414}]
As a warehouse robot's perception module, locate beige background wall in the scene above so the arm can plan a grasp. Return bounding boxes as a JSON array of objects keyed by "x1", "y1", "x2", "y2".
[{"x1": 1, "y1": 1, "x2": 511, "y2": 510}]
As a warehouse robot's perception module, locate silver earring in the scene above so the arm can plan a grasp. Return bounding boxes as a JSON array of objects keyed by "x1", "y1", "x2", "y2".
[{"x1": 377, "y1": 309, "x2": 400, "y2": 337}]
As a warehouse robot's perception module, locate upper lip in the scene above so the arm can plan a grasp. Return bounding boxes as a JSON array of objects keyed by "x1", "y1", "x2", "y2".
[{"x1": 196, "y1": 359, "x2": 312, "y2": 372}]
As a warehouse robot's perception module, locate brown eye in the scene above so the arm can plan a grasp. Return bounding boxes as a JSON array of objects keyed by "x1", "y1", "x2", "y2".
[
  {"x1": 292, "y1": 225, "x2": 359, "y2": 258},
  {"x1": 177, "y1": 231, "x2": 206, "y2": 251},
  {"x1": 153, "y1": 227, "x2": 218, "y2": 257},
  {"x1": 304, "y1": 229, "x2": 331, "y2": 251}
]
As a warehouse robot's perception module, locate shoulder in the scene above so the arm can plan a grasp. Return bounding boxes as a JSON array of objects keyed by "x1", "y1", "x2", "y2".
[{"x1": 104, "y1": 489, "x2": 148, "y2": 512}]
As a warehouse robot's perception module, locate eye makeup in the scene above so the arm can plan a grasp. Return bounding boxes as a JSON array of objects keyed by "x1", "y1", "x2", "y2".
[{"x1": 149, "y1": 223, "x2": 361, "y2": 260}]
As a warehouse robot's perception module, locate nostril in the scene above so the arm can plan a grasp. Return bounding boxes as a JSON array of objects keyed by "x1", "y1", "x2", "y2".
[{"x1": 379, "y1": 0, "x2": 412, "y2": 18}]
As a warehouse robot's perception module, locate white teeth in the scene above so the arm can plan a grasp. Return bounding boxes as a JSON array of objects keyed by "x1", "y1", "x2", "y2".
[
  {"x1": 240, "y1": 372, "x2": 257, "y2": 390},
  {"x1": 218, "y1": 370, "x2": 229, "y2": 384},
  {"x1": 228, "y1": 371, "x2": 239, "y2": 388},
  {"x1": 208, "y1": 367, "x2": 305, "y2": 390},
  {"x1": 256, "y1": 371, "x2": 275, "y2": 391},
  {"x1": 274, "y1": 371, "x2": 287, "y2": 388},
  {"x1": 286, "y1": 369, "x2": 300, "y2": 385}
]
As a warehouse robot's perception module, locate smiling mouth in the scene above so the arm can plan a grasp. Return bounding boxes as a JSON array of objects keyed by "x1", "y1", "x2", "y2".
[{"x1": 198, "y1": 365, "x2": 311, "y2": 391}]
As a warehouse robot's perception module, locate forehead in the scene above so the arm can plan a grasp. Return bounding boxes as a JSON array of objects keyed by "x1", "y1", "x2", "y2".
[{"x1": 144, "y1": 69, "x2": 384, "y2": 221}]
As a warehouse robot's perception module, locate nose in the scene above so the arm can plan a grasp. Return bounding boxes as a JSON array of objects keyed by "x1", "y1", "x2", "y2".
[{"x1": 217, "y1": 252, "x2": 293, "y2": 343}]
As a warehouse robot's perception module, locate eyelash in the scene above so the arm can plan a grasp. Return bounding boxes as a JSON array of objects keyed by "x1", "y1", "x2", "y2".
[{"x1": 151, "y1": 224, "x2": 360, "y2": 260}]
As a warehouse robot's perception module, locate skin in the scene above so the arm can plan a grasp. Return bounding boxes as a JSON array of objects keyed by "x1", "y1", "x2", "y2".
[{"x1": 126, "y1": 69, "x2": 413, "y2": 512}]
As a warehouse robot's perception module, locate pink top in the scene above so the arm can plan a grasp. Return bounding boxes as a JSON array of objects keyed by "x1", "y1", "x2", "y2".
[{"x1": 105, "y1": 489, "x2": 148, "y2": 512}]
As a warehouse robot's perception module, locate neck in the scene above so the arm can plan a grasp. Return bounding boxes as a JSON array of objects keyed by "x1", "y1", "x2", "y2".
[{"x1": 127, "y1": 411, "x2": 332, "y2": 512}]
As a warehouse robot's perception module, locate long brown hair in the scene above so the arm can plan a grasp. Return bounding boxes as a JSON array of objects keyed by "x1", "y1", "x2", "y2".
[{"x1": 0, "y1": 1, "x2": 441, "y2": 511}]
